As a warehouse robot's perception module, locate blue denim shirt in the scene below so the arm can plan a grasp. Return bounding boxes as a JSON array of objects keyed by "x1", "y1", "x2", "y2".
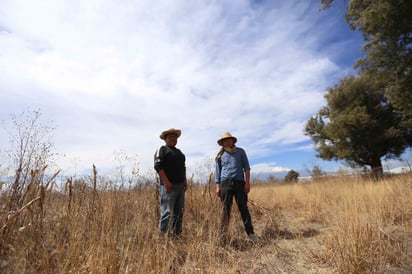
[{"x1": 215, "y1": 147, "x2": 250, "y2": 183}]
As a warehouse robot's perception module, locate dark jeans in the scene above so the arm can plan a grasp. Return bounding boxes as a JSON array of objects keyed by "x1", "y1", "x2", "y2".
[{"x1": 220, "y1": 180, "x2": 254, "y2": 236}]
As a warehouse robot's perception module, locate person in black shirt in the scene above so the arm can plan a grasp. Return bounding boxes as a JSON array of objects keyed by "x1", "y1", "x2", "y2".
[{"x1": 154, "y1": 128, "x2": 187, "y2": 237}]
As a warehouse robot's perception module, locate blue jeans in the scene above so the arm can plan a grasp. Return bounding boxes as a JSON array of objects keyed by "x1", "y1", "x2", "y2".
[
  {"x1": 159, "y1": 183, "x2": 185, "y2": 236},
  {"x1": 220, "y1": 180, "x2": 254, "y2": 236}
]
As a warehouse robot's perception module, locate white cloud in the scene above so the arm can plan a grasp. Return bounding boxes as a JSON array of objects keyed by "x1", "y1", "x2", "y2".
[
  {"x1": 251, "y1": 163, "x2": 290, "y2": 175},
  {"x1": 0, "y1": 0, "x2": 362, "y2": 178}
]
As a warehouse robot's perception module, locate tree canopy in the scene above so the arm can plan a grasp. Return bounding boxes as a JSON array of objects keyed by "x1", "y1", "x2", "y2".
[
  {"x1": 305, "y1": 74, "x2": 407, "y2": 178},
  {"x1": 321, "y1": 0, "x2": 412, "y2": 130},
  {"x1": 284, "y1": 169, "x2": 299, "y2": 183}
]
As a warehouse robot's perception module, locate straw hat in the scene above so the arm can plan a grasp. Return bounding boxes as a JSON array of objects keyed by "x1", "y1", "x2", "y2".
[
  {"x1": 217, "y1": 132, "x2": 237, "y2": 146},
  {"x1": 160, "y1": 128, "x2": 181, "y2": 140}
]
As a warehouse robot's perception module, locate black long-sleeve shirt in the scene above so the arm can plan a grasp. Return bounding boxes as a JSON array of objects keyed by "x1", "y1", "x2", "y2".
[{"x1": 154, "y1": 145, "x2": 186, "y2": 184}]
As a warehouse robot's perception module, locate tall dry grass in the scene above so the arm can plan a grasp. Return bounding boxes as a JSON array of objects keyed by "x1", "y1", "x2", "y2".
[
  {"x1": 0, "y1": 171, "x2": 411, "y2": 273},
  {"x1": 253, "y1": 174, "x2": 412, "y2": 273}
]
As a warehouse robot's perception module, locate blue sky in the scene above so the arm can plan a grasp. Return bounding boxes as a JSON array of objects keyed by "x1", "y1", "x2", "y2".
[{"x1": 1, "y1": 0, "x2": 391, "y2": 180}]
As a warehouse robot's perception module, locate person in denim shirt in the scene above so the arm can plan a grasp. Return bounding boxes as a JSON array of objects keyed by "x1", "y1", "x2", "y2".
[
  {"x1": 154, "y1": 128, "x2": 187, "y2": 237},
  {"x1": 215, "y1": 132, "x2": 257, "y2": 243}
]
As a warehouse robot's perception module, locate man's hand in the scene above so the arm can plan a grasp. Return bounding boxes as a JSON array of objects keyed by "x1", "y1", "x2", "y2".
[
  {"x1": 165, "y1": 180, "x2": 173, "y2": 193},
  {"x1": 244, "y1": 182, "x2": 250, "y2": 194},
  {"x1": 215, "y1": 183, "x2": 221, "y2": 197},
  {"x1": 158, "y1": 169, "x2": 173, "y2": 192}
]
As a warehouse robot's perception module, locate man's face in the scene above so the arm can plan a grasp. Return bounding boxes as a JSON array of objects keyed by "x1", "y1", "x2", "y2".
[
  {"x1": 222, "y1": 137, "x2": 234, "y2": 147},
  {"x1": 165, "y1": 134, "x2": 178, "y2": 147}
]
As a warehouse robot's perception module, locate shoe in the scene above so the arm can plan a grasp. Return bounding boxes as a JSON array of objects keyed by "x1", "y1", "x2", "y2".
[{"x1": 248, "y1": 234, "x2": 258, "y2": 243}]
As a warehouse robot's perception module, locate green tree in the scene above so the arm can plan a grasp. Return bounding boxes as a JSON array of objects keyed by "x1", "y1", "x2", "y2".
[
  {"x1": 284, "y1": 169, "x2": 299, "y2": 183},
  {"x1": 320, "y1": 0, "x2": 412, "y2": 141},
  {"x1": 305, "y1": 75, "x2": 407, "y2": 179}
]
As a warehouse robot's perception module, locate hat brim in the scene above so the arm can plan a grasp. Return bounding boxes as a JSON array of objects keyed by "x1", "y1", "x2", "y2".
[
  {"x1": 160, "y1": 129, "x2": 181, "y2": 140},
  {"x1": 217, "y1": 137, "x2": 237, "y2": 146}
]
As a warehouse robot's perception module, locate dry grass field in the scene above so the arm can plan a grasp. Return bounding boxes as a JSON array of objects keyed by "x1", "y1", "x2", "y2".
[{"x1": 0, "y1": 172, "x2": 411, "y2": 273}]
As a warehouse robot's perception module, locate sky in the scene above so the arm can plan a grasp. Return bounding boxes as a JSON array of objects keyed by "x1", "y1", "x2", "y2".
[{"x1": 0, "y1": 0, "x2": 386, "y2": 181}]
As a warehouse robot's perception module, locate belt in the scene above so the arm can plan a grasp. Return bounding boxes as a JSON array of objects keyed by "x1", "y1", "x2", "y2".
[{"x1": 222, "y1": 179, "x2": 244, "y2": 184}]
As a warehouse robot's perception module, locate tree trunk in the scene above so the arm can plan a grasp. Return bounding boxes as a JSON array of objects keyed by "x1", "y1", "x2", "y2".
[{"x1": 370, "y1": 157, "x2": 383, "y2": 180}]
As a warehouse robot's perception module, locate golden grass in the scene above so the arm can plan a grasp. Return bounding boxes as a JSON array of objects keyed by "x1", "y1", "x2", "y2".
[{"x1": 0, "y1": 173, "x2": 411, "y2": 273}]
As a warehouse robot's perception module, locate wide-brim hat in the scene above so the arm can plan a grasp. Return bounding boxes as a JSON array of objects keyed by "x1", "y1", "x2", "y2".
[
  {"x1": 160, "y1": 128, "x2": 181, "y2": 140},
  {"x1": 217, "y1": 132, "x2": 237, "y2": 146}
]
